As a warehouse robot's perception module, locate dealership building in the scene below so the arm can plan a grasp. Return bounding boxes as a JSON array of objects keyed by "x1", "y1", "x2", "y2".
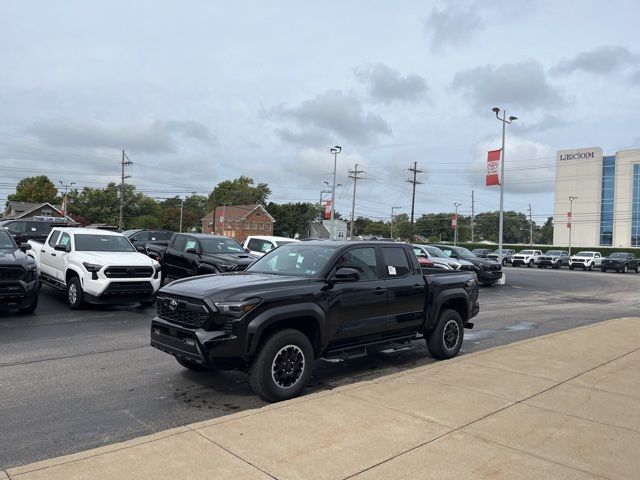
[{"x1": 553, "y1": 147, "x2": 640, "y2": 248}]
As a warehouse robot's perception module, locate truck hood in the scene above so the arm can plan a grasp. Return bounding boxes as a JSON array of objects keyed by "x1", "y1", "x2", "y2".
[
  {"x1": 200, "y1": 252, "x2": 257, "y2": 267},
  {"x1": 0, "y1": 248, "x2": 35, "y2": 267},
  {"x1": 161, "y1": 272, "x2": 311, "y2": 299},
  {"x1": 74, "y1": 251, "x2": 156, "y2": 267}
]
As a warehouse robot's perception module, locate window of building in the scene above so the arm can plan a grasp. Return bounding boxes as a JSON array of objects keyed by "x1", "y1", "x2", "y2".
[
  {"x1": 599, "y1": 155, "x2": 615, "y2": 246},
  {"x1": 632, "y1": 163, "x2": 640, "y2": 247}
]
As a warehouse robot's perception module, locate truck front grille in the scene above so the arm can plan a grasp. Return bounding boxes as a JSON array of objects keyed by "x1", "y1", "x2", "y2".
[
  {"x1": 103, "y1": 281, "x2": 154, "y2": 295},
  {"x1": 104, "y1": 266, "x2": 154, "y2": 278},
  {"x1": 0, "y1": 266, "x2": 25, "y2": 281},
  {"x1": 157, "y1": 295, "x2": 209, "y2": 328}
]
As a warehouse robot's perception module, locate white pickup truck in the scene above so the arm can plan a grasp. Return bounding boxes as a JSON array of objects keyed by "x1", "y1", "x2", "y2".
[
  {"x1": 28, "y1": 227, "x2": 162, "y2": 309},
  {"x1": 569, "y1": 251, "x2": 602, "y2": 271},
  {"x1": 511, "y1": 249, "x2": 543, "y2": 267}
]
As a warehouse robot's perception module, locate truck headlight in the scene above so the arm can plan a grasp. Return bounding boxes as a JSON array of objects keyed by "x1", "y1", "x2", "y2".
[
  {"x1": 214, "y1": 299, "x2": 261, "y2": 319},
  {"x1": 153, "y1": 263, "x2": 162, "y2": 279},
  {"x1": 218, "y1": 264, "x2": 235, "y2": 272},
  {"x1": 83, "y1": 262, "x2": 103, "y2": 280}
]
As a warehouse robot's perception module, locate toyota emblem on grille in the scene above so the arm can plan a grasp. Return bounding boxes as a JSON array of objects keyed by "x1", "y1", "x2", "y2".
[{"x1": 169, "y1": 299, "x2": 178, "y2": 311}]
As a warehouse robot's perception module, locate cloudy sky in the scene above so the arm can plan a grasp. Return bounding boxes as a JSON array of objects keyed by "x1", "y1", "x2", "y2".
[{"x1": 2, "y1": 0, "x2": 640, "y2": 224}]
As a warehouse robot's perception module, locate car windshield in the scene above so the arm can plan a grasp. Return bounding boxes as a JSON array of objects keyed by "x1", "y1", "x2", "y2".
[
  {"x1": 75, "y1": 234, "x2": 136, "y2": 252},
  {"x1": 248, "y1": 244, "x2": 337, "y2": 277},
  {"x1": 421, "y1": 246, "x2": 449, "y2": 258},
  {"x1": 199, "y1": 237, "x2": 245, "y2": 253},
  {"x1": 491, "y1": 249, "x2": 508, "y2": 254},
  {"x1": 0, "y1": 230, "x2": 16, "y2": 249},
  {"x1": 451, "y1": 247, "x2": 475, "y2": 259},
  {"x1": 608, "y1": 253, "x2": 628, "y2": 258},
  {"x1": 472, "y1": 249, "x2": 489, "y2": 253},
  {"x1": 520, "y1": 250, "x2": 536, "y2": 255},
  {"x1": 575, "y1": 252, "x2": 594, "y2": 257},
  {"x1": 545, "y1": 250, "x2": 564, "y2": 255},
  {"x1": 123, "y1": 229, "x2": 141, "y2": 237}
]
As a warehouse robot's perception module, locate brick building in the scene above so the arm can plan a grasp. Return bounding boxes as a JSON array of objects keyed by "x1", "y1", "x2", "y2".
[
  {"x1": 201, "y1": 204, "x2": 275, "y2": 243},
  {"x1": 2, "y1": 201, "x2": 77, "y2": 224}
]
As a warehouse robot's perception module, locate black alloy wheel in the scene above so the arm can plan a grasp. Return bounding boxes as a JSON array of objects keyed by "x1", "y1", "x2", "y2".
[{"x1": 426, "y1": 309, "x2": 464, "y2": 360}]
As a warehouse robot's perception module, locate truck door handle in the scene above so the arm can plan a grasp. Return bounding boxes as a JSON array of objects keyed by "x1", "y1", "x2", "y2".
[
  {"x1": 40, "y1": 249, "x2": 45, "y2": 253},
  {"x1": 51, "y1": 253, "x2": 56, "y2": 257},
  {"x1": 372, "y1": 287, "x2": 387, "y2": 295}
]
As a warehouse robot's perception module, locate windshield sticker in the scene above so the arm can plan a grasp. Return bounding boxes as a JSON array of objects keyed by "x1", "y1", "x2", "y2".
[{"x1": 388, "y1": 265, "x2": 397, "y2": 275}]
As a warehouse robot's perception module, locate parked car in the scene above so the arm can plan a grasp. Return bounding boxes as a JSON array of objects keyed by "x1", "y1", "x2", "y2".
[
  {"x1": 601, "y1": 253, "x2": 639, "y2": 273},
  {"x1": 486, "y1": 249, "x2": 516, "y2": 266},
  {"x1": 242, "y1": 235, "x2": 299, "y2": 257},
  {"x1": 432, "y1": 244, "x2": 502, "y2": 286},
  {"x1": 151, "y1": 241, "x2": 479, "y2": 402},
  {"x1": 27, "y1": 227, "x2": 161, "y2": 308},
  {"x1": 569, "y1": 251, "x2": 602, "y2": 271},
  {"x1": 147, "y1": 233, "x2": 257, "y2": 280},
  {"x1": 413, "y1": 244, "x2": 474, "y2": 271},
  {"x1": 123, "y1": 229, "x2": 173, "y2": 253},
  {"x1": 511, "y1": 249, "x2": 543, "y2": 268},
  {"x1": 0, "y1": 227, "x2": 39, "y2": 313},
  {"x1": 0, "y1": 217, "x2": 72, "y2": 244},
  {"x1": 86, "y1": 223, "x2": 121, "y2": 232},
  {"x1": 537, "y1": 250, "x2": 570, "y2": 269},
  {"x1": 471, "y1": 248, "x2": 492, "y2": 258}
]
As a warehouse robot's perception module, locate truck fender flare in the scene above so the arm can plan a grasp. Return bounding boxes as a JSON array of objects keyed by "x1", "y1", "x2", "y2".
[
  {"x1": 65, "y1": 265, "x2": 84, "y2": 286},
  {"x1": 428, "y1": 289, "x2": 470, "y2": 330},
  {"x1": 197, "y1": 264, "x2": 219, "y2": 274},
  {"x1": 247, "y1": 303, "x2": 327, "y2": 355}
]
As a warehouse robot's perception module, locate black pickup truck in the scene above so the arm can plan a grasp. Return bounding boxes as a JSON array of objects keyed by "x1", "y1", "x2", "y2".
[
  {"x1": 146, "y1": 233, "x2": 257, "y2": 281},
  {"x1": 151, "y1": 241, "x2": 479, "y2": 402},
  {"x1": 0, "y1": 227, "x2": 40, "y2": 313}
]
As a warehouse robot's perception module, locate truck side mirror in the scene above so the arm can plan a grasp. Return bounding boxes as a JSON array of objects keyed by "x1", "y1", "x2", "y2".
[
  {"x1": 54, "y1": 244, "x2": 68, "y2": 252},
  {"x1": 333, "y1": 267, "x2": 360, "y2": 282},
  {"x1": 20, "y1": 243, "x2": 32, "y2": 252},
  {"x1": 185, "y1": 247, "x2": 199, "y2": 255}
]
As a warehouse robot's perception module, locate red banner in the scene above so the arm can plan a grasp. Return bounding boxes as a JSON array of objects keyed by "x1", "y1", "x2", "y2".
[
  {"x1": 324, "y1": 200, "x2": 332, "y2": 220},
  {"x1": 567, "y1": 211, "x2": 571, "y2": 228},
  {"x1": 486, "y1": 149, "x2": 502, "y2": 186},
  {"x1": 451, "y1": 214, "x2": 457, "y2": 230}
]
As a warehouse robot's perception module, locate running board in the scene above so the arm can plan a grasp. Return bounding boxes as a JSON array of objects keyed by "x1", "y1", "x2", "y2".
[
  {"x1": 39, "y1": 273, "x2": 66, "y2": 291},
  {"x1": 323, "y1": 334, "x2": 418, "y2": 361}
]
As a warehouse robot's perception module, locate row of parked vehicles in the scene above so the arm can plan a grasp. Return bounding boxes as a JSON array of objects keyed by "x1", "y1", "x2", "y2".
[
  {"x1": 471, "y1": 247, "x2": 640, "y2": 273},
  {"x1": 0, "y1": 221, "x2": 481, "y2": 403}
]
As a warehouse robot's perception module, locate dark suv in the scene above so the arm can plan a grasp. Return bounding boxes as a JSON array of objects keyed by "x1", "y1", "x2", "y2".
[
  {"x1": 0, "y1": 228, "x2": 39, "y2": 313},
  {"x1": 433, "y1": 244, "x2": 502, "y2": 286},
  {"x1": 123, "y1": 229, "x2": 173, "y2": 252},
  {"x1": 0, "y1": 218, "x2": 71, "y2": 244}
]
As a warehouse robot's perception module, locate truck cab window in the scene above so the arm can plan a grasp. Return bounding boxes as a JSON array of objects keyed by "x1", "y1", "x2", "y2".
[
  {"x1": 382, "y1": 247, "x2": 411, "y2": 277},
  {"x1": 48, "y1": 231, "x2": 61, "y2": 247},
  {"x1": 335, "y1": 247, "x2": 379, "y2": 280}
]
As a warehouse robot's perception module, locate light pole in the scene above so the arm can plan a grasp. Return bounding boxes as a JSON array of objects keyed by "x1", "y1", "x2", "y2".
[
  {"x1": 390, "y1": 206, "x2": 401, "y2": 239},
  {"x1": 568, "y1": 196, "x2": 578, "y2": 256},
  {"x1": 453, "y1": 202, "x2": 462, "y2": 246},
  {"x1": 329, "y1": 146, "x2": 341, "y2": 240},
  {"x1": 492, "y1": 107, "x2": 517, "y2": 264}
]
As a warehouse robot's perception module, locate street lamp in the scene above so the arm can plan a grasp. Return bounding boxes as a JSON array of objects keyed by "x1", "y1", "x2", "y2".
[
  {"x1": 492, "y1": 107, "x2": 517, "y2": 264},
  {"x1": 568, "y1": 196, "x2": 578, "y2": 256},
  {"x1": 453, "y1": 202, "x2": 462, "y2": 246},
  {"x1": 329, "y1": 146, "x2": 341, "y2": 240}
]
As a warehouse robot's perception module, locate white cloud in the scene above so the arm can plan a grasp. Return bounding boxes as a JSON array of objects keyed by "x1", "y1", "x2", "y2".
[
  {"x1": 553, "y1": 45, "x2": 638, "y2": 75},
  {"x1": 354, "y1": 63, "x2": 428, "y2": 104}
]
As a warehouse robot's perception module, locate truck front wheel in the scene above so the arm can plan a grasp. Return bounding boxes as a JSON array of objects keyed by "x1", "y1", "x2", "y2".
[
  {"x1": 67, "y1": 276, "x2": 85, "y2": 309},
  {"x1": 249, "y1": 329, "x2": 314, "y2": 402},
  {"x1": 427, "y1": 309, "x2": 464, "y2": 360}
]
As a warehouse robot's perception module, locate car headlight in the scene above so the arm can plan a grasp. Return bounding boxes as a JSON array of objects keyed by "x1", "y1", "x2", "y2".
[
  {"x1": 153, "y1": 263, "x2": 162, "y2": 279},
  {"x1": 218, "y1": 264, "x2": 235, "y2": 272},
  {"x1": 23, "y1": 267, "x2": 37, "y2": 282},
  {"x1": 83, "y1": 262, "x2": 102, "y2": 280},
  {"x1": 214, "y1": 299, "x2": 261, "y2": 319}
]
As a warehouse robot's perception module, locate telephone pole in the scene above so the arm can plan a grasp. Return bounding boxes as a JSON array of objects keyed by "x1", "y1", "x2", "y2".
[
  {"x1": 471, "y1": 190, "x2": 476, "y2": 242},
  {"x1": 390, "y1": 206, "x2": 401, "y2": 239},
  {"x1": 453, "y1": 202, "x2": 462, "y2": 246},
  {"x1": 407, "y1": 162, "x2": 422, "y2": 240},
  {"x1": 119, "y1": 149, "x2": 132, "y2": 230},
  {"x1": 329, "y1": 146, "x2": 341, "y2": 240},
  {"x1": 348, "y1": 164, "x2": 364, "y2": 240},
  {"x1": 58, "y1": 181, "x2": 75, "y2": 217},
  {"x1": 528, "y1": 203, "x2": 533, "y2": 245}
]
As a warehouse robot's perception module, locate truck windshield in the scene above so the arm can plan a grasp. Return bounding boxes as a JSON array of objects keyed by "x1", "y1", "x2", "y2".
[
  {"x1": 198, "y1": 237, "x2": 245, "y2": 253},
  {"x1": 545, "y1": 250, "x2": 564, "y2": 256},
  {"x1": 248, "y1": 244, "x2": 338, "y2": 277},
  {"x1": 575, "y1": 252, "x2": 594, "y2": 257},
  {"x1": 75, "y1": 234, "x2": 136, "y2": 252},
  {"x1": 0, "y1": 230, "x2": 16, "y2": 249}
]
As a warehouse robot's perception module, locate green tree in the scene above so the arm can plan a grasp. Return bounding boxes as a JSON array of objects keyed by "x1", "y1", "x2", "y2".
[
  {"x1": 363, "y1": 220, "x2": 388, "y2": 236},
  {"x1": 538, "y1": 216, "x2": 554, "y2": 244},
  {"x1": 266, "y1": 202, "x2": 317, "y2": 238},
  {"x1": 7, "y1": 176, "x2": 59, "y2": 205},
  {"x1": 474, "y1": 211, "x2": 530, "y2": 243},
  {"x1": 208, "y1": 176, "x2": 271, "y2": 207}
]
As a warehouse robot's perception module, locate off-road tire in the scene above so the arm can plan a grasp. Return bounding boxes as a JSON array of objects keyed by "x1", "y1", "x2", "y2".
[
  {"x1": 249, "y1": 329, "x2": 314, "y2": 402},
  {"x1": 67, "y1": 275, "x2": 85, "y2": 309},
  {"x1": 601, "y1": 268, "x2": 607, "y2": 273},
  {"x1": 175, "y1": 356, "x2": 211, "y2": 371},
  {"x1": 622, "y1": 265, "x2": 628, "y2": 273},
  {"x1": 527, "y1": 260, "x2": 534, "y2": 268},
  {"x1": 569, "y1": 265, "x2": 574, "y2": 270},
  {"x1": 426, "y1": 309, "x2": 464, "y2": 360}
]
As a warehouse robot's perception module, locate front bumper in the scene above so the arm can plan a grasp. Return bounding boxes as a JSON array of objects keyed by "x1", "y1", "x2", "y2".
[
  {"x1": 478, "y1": 269, "x2": 502, "y2": 283},
  {"x1": 0, "y1": 279, "x2": 39, "y2": 309},
  {"x1": 81, "y1": 275, "x2": 162, "y2": 304},
  {"x1": 538, "y1": 259, "x2": 558, "y2": 266},
  {"x1": 150, "y1": 317, "x2": 247, "y2": 368}
]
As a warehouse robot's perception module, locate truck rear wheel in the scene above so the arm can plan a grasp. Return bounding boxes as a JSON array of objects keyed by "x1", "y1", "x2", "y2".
[
  {"x1": 426, "y1": 309, "x2": 464, "y2": 360},
  {"x1": 249, "y1": 329, "x2": 314, "y2": 402},
  {"x1": 67, "y1": 276, "x2": 85, "y2": 309}
]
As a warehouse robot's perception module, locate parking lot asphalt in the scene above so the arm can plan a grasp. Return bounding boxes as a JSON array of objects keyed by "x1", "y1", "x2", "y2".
[{"x1": 1, "y1": 267, "x2": 639, "y2": 470}]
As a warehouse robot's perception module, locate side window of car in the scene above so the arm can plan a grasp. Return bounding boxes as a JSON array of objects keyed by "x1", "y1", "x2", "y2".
[
  {"x1": 57, "y1": 233, "x2": 71, "y2": 249},
  {"x1": 184, "y1": 239, "x2": 198, "y2": 252},
  {"x1": 134, "y1": 232, "x2": 148, "y2": 241},
  {"x1": 48, "y1": 231, "x2": 61, "y2": 247},
  {"x1": 7, "y1": 221, "x2": 25, "y2": 233},
  {"x1": 261, "y1": 241, "x2": 274, "y2": 253},
  {"x1": 247, "y1": 238, "x2": 263, "y2": 251},
  {"x1": 334, "y1": 247, "x2": 379, "y2": 281},
  {"x1": 172, "y1": 236, "x2": 187, "y2": 251},
  {"x1": 382, "y1": 247, "x2": 411, "y2": 277}
]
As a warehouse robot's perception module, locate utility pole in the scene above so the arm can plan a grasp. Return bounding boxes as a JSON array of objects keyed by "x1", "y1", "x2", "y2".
[
  {"x1": 329, "y1": 146, "x2": 342, "y2": 240},
  {"x1": 390, "y1": 206, "x2": 401, "y2": 239},
  {"x1": 528, "y1": 203, "x2": 533, "y2": 246},
  {"x1": 58, "y1": 181, "x2": 75, "y2": 217},
  {"x1": 348, "y1": 163, "x2": 364, "y2": 240},
  {"x1": 119, "y1": 149, "x2": 132, "y2": 230},
  {"x1": 471, "y1": 190, "x2": 475, "y2": 243},
  {"x1": 407, "y1": 161, "x2": 422, "y2": 241},
  {"x1": 453, "y1": 202, "x2": 462, "y2": 246},
  {"x1": 211, "y1": 187, "x2": 216, "y2": 234}
]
